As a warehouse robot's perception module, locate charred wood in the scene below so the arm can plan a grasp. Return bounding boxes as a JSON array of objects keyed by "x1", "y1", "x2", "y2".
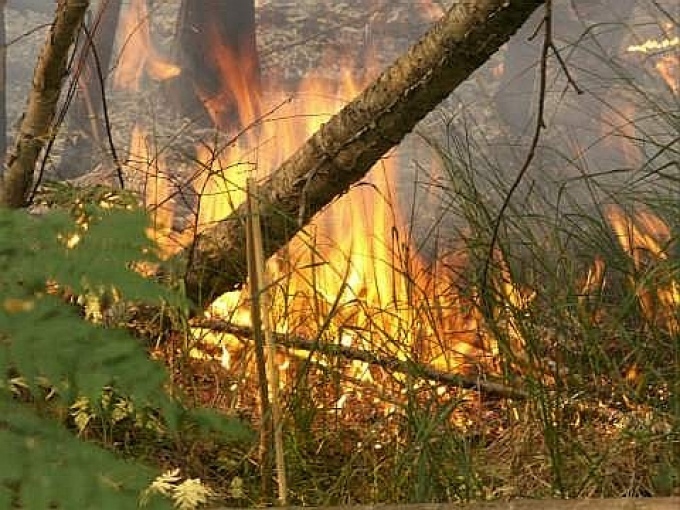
[
  {"x1": 169, "y1": 0, "x2": 261, "y2": 130},
  {"x1": 193, "y1": 319, "x2": 528, "y2": 401}
]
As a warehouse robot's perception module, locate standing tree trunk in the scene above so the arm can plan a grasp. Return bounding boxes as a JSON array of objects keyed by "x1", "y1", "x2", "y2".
[
  {"x1": 0, "y1": 0, "x2": 90, "y2": 208},
  {"x1": 169, "y1": 0, "x2": 261, "y2": 130},
  {"x1": 0, "y1": 0, "x2": 6, "y2": 166},
  {"x1": 56, "y1": 0, "x2": 122, "y2": 179},
  {"x1": 179, "y1": 0, "x2": 546, "y2": 308}
]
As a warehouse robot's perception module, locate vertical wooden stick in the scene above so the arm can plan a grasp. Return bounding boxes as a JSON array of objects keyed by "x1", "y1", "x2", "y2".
[
  {"x1": 247, "y1": 177, "x2": 288, "y2": 505},
  {"x1": 245, "y1": 180, "x2": 273, "y2": 502}
]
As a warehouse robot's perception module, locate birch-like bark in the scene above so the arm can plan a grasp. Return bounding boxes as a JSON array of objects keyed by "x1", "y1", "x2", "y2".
[
  {"x1": 181, "y1": 0, "x2": 545, "y2": 307},
  {"x1": 0, "y1": 0, "x2": 90, "y2": 208},
  {"x1": 0, "y1": 0, "x2": 7, "y2": 164}
]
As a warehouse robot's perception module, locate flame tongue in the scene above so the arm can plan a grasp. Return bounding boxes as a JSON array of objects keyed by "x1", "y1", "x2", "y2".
[
  {"x1": 113, "y1": 0, "x2": 179, "y2": 92},
  {"x1": 606, "y1": 205, "x2": 679, "y2": 333}
]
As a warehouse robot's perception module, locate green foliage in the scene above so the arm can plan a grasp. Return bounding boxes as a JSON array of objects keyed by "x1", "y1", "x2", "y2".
[
  {"x1": 0, "y1": 205, "x2": 183, "y2": 509},
  {"x1": 0, "y1": 396, "x2": 169, "y2": 510}
]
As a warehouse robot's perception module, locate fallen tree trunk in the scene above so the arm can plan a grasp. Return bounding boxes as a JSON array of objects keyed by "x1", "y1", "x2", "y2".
[{"x1": 180, "y1": 0, "x2": 545, "y2": 307}]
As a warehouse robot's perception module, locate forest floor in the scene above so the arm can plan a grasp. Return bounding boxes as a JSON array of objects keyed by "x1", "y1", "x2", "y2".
[{"x1": 5, "y1": 1, "x2": 679, "y2": 506}]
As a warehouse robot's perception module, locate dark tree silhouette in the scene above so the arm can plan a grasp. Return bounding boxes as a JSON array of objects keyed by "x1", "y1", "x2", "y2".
[
  {"x1": 169, "y1": 0, "x2": 261, "y2": 130},
  {"x1": 57, "y1": 0, "x2": 122, "y2": 179}
]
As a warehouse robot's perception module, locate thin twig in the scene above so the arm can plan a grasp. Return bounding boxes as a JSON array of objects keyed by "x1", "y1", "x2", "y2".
[
  {"x1": 481, "y1": 0, "x2": 553, "y2": 310},
  {"x1": 245, "y1": 181, "x2": 274, "y2": 501}
]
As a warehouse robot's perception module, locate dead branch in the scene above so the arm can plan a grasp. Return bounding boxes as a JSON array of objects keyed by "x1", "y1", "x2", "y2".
[
  {"x1": 179, "y1": 0, "x2": 546, "y2": 307},
  {"x1": 193, "y1": 319, "x2": 528, "y2": 401},
  {"x1": 0, "y1": 0, "x2": 90, "y2": 208}
]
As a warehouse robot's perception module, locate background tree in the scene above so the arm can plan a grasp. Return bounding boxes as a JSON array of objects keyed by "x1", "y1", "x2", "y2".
[
  {"x1": 56, "y1": 0, "x2": 122, "y2": 179},
  {"x1": 0, "y1": 0, "x2": 90, "y2": 208},
  {"x1": 168, "y1": 0, "x2": 261, "y2": 130},
  {"x1": 0, "y1": 0, "x2": 6, "y2": 165}
]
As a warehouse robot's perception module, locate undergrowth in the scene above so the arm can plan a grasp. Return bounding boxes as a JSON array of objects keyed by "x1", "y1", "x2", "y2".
[{"x1": 0, "y1": 197, "x2": 251, "y2": 509}]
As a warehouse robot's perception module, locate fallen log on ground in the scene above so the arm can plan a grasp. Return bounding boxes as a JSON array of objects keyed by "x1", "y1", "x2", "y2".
[
  {"x1": 193, "y1": 319, "x2": 528, "y2": 400},
  {"x1": 179, "y1": 0, "x2": 546, "y2": 307}
]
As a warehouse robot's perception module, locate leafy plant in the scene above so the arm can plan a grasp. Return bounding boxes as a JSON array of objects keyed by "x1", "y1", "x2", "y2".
[{"x1": 0, "y1": 203, "x2": 243, "y2": 509}]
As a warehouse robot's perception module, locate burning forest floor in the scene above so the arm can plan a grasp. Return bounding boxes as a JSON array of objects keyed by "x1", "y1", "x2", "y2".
[{"x1": 5, "y1": 0, "x2": 680, "y2": 506}]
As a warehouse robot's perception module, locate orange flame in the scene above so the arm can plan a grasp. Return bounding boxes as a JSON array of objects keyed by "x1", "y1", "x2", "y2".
[
  {"x1": 606, "y1": 205, "x2": 679, "y2": 333},
  {"x1": 198, "y1": 24, "x2": 261, "y2": 130},
  {"x1": 113, "y1": 0, "x2": 179, "y2": 92},
  {"x1": 113, "y1": 2, "x2": 525, "y2": 375},
  {"x1": 627, "y1": 35, "x2": 679, "y2": 94}
]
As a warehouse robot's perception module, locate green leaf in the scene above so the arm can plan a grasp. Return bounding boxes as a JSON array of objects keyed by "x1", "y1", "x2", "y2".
[
  {"x1": 0, "y1": 206, "x2": 183, "y2": 509},
  {"x1": 0, "y1": 397, "x2": 172, "y2": 510},
  {"x1": 186, "y1": 407, "x2": 256, "y2": 443}
]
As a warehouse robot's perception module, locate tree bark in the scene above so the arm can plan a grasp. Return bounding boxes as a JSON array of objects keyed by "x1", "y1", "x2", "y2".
[
  {"x1": 0, "y1": 0, "x2": 90, "y2": 208},
  {"x1": 56, "y1": 0, "x2": 122, "y2": 179},
  {"x1": 0, "y1": 0, "x2": 6, "y2": 165},
  {"x1": 180, "y1": 0, "x2": 546, "y2": 307}
]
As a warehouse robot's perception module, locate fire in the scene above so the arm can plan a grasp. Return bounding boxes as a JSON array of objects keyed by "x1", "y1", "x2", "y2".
[
  {"x1": 605, "y1": 205, "x2": 679, "y2": 333},
  {"x1": 200, "y1": 66, "x2": 486, "y2": 371},
  {"x1": 106, "y1": 0, "x2": 545, "y2": 380},
  {"x1": 627, "y1": 36, "x2": 679, "y2": 54},
  {"x1": 626, "y1": 34, "x2": 679, "y2": 94},
  {"x1": 198, "y1": 22, "x2": 261, "y2": 130},
  {"x1": 112, "y1": 0, "x2": 179, "y2": 92},
  {"x1": 95, "y1": 0, "x2": 680, "y2": 403}
]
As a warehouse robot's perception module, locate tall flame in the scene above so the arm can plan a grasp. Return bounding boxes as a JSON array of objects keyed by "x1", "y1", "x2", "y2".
[
  {"x1": 606, "y1": 205, "x2": 679, "y2": 333},
  {"x1": 112, "y1": 0, "x2": 179, "y2": 92},
  {"x1": 111, "y1": 1, "x2": 541, "y2": 374}
]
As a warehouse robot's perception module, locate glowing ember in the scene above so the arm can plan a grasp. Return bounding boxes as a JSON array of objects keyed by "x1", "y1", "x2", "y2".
[{"x1": 627, "y1": 36, "x2": 679, "y2": 54}]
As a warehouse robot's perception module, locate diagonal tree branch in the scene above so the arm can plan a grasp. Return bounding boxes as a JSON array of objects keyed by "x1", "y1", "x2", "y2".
[
  {"x1": 0, "y1": 0, "x2": 89, "y2": 208},
  {"x1": 179, "y1": 0, "x2": 546, "y2": 307}
]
